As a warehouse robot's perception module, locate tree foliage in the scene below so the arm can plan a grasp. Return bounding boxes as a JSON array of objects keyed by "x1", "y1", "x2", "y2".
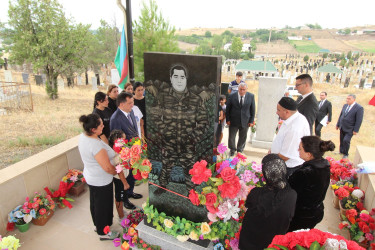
[
  {"x1": 7, "y1": 0, "x2": 90, "y2": 99},
  {"x1": 133, "y1": 0, "x2": 179, "y2": 78},
  {"x1": 231, "y1": 37, "x2": 243, "y2": 59},
  {"x1": 303, "y1": 55, "x2": 309, "y2": 62}
]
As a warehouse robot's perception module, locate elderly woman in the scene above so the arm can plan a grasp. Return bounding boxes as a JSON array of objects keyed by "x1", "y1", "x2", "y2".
[
  {"x1": 239, "y1": 154, "x2": 297, "y2": 250},
  {"x1": 78, "y1": 114, "x2": 125, "y2": 240},
  {"x1": 288, "y1": 136, "x2": 335, "y2": 232}
]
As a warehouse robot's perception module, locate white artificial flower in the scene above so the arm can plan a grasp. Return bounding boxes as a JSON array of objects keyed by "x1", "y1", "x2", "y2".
[{"x1": 351, "y1": 189, "x2": 364, "y2": 199}]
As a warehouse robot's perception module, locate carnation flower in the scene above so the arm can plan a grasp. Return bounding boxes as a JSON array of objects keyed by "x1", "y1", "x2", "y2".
[{"x1": 189, "y1": 160, "x2": 211, "y2": 184}]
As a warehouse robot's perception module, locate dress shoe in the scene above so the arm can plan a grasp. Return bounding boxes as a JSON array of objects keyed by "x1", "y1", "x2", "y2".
[
  {"x1": 129, "y1": 193, "x2": 143, "y2": 199},
  {"x1": 123, "y1": 200, "x2": 136, "y2": 210},
  {"x1": 342, "y1": 155, "x2": 348, "y2": 159},
  {"x1": 230, "y1": 151, "x2": 235, "y2": 157}
]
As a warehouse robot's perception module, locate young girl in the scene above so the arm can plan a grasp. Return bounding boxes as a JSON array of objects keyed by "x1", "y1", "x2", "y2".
[{"x1": 108, "y1": 130, "x2": 130, "y2": 221}]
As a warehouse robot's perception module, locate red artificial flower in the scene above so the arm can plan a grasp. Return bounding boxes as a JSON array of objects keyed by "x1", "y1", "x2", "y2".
[
  {"x1": 133, "y1": 170, "x2": 142, "y2": 180},
  {"x1": 220, "y1": 167, "x2": 237, "y2": 182},
  {"x1": 359, "y1": 222, "x2": 370, "y2": 233},
  {"x1": 142, "y1": 244, "x2": 147, "y2": 248},
  {"x1": 357, "y1": 201, "x2": 365, "y2": 211},
  {"x1": 215, "y1": 162, "x2": 222, "y2": 172},
  {"x1": 236, "y1": 153, "x2": 247, "y2": 162},
  {"x1": 189, "y1": 160, "x2": 211, "y2": 184},
  {"x1": 205, "y1": 193, "x2": 217, "y2": 206},
  {"x1": 113, "y1": 139, "x2": 123, "y2": 153},
  {"x1": 39, "y1": 208, "x2": 47, "y2": 215},
  {"x1": 370, "y1": 223, "x2": 375, "y2": 230},
  {"x1": 218, "y1": 177, "x2": 241, "y2": 199},
  {"x1": 6, "y1": 222, "x2": 15, "y2": 231},
  {"x1": 103, "y1": 225, "x2": 110, "y2": 234},
  {"x1": 206, "y1": 204, "x2": 219, "y2": 214},
  {"x1": 335, "y1": 187, "x2": 350, "y2": 200},
  {"x1": 371, "y1": 243, "x2": 375, "y2": 250},
  {"x1": 188, "y1": 189, "x2": 200, "y2": 206}
]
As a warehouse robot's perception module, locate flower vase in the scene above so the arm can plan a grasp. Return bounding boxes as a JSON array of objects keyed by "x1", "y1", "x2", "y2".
[
  {"x1": 68, "y1": 181, "x2": 86, "y2": 197},
  {"x1": 338, "y1": 201, "x2": 347, "y2": 221},
  {"x1": 332, "y1": 189, "x2": 339, "y2": 209},
  {"x1": 58, "y1": 203, "x2": 67, "y2": 209},
  {"x1": 32, "y1": 210, "x2": 54, "y2": 226},
  {"x1": 15, "y1": 222, "x2": 30, "y2": 232}
]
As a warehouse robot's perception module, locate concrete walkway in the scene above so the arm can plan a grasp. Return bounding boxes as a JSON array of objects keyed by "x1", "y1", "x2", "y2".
[{"x1": 11, "y1": 128, "x2": 347, "y2": 249}]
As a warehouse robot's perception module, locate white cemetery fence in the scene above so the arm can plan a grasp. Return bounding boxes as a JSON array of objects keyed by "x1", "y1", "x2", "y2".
[{"x1": 0, "y1": 81, "x2": 33, "y2": 112}]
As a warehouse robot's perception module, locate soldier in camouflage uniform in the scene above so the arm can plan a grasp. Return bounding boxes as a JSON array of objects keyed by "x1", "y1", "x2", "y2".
[{"x1": 147, "y1": 65, "x2": 208, "y2": 194}]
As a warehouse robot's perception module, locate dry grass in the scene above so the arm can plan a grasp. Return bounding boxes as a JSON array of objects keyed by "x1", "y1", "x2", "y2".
[{"x1": 0, "y1": 84, "x2": 104, "y2": 169}]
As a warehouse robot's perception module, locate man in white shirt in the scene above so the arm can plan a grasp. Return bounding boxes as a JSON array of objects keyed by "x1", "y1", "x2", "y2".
[{"x1": 271, "y1": 97, "x2": 311, "y2": 176}]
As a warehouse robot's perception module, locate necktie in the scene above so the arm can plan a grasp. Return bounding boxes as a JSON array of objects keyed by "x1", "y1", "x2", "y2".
[
  {"x1": 319, "y1": 101, "x2": 323, "y2": 109},
  {"x1": 127, "y1": 114, "x2": 133, "y2": 126},
  {"x1": 345, "y1": 105, "x2": 350, "y2": 115},
  {"x1": 240, "y1": 96, "x2": 243, "y2": 108},
  {"x1": 296, "y1": 96, "x2": 303, "y2": 104}
]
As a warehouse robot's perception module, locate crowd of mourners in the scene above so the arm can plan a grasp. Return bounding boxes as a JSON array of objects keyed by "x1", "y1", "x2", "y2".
[{"x1": 77, "y1": 77, "x2": 338, "y2": 249}]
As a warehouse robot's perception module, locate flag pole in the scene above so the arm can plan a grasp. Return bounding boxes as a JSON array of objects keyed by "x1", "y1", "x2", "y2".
[{"x1": 126, "y1": 0, "x2": 135, "y2": 84}]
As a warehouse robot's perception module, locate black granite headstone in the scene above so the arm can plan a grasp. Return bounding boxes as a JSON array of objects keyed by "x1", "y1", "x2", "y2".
[
  {"x1": 359, "y1": 78, "x2": 365, "y2": 89},
  {"x1": 35, "y1": 75, "x2": 43, "y2": 85},
  {"x1": 344, "y1": 77, "x2": 350, "y2": 88},
  {"x1": 22, "y1": 73, "x2": 29, "y2": 83},
  {"x1": 144, "y1": 52, "x2": 221, "y2": 222}
]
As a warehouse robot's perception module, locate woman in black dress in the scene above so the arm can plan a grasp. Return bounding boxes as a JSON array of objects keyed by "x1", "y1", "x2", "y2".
[
  {"x1": 288, "y1": 136, "x2": 335, "y2": 232},
  {"x1": 239, "y1": 154, "x2": 297, "y2": 250},
  {"x1": 133, "y1": 82, "x2": 146, "y2": 137},
  {"x1": 92, "y1": 92, "x2": 113, "y2": 144},
  {"x1": 107, "y1": 84, "x2": 119, "y2": 113}
]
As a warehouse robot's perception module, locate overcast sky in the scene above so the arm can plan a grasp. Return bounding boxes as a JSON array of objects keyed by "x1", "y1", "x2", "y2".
[{"x1": 1, "y1": 0, "x2": 374, "y2": 30}]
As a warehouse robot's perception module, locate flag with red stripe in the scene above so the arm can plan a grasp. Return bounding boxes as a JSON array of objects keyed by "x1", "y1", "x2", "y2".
[{"x1": 114, "y1": 25, "x2": 128, "y2": 89}]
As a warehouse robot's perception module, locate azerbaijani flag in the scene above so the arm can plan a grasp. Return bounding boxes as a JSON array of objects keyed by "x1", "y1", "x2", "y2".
[{"x1": 114, "y1": 25, "x2": 128, "y2": 89}]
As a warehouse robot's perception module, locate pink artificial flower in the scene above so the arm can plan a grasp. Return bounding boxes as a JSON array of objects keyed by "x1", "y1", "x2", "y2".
[
  {"x1": 115, "y1": 165, "x2": 123, "y2": 174},
  {"x1": 217, "y1": 143, "x2": 228, "y2": 154},
  {"x1": 25, "y1": 197, "x2": 29, "y2": 202},
  {"x1": 217, "y1": 160, "x2": 230, "y2": 173},
  {"x1": 366, "y1": 233, "x2": 374, "y2": 241},
  {"x1": 251, "y1": 162, "x2": 262, "y2": 172},
  {"x1": 207, "y1": 212, "x2": 218, "y2": 222},
  {"x1": 70, "y1": 175, "x2": 78, "y2": 182},
  {"x1": 113, "y1": 238, "x2": 121, "y2": 247},
  {"x1": 231, "y1": 157, "x2": 239, "y2": 166},
  {"x1": 360, "y1": 213, "x2": 371, "y2": 222},
  {"x1": 237, "y1": 180, "x2": 250, "y2": 200}
]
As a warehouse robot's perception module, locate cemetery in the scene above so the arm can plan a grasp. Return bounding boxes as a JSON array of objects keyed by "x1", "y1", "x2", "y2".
[{"x1": 1, "y1": 0, "x2": 375, "y2": 249}]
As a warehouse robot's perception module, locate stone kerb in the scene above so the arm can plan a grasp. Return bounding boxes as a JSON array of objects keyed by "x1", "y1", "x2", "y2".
[
  {"x1": 354, "y1": 145, "x2": 375, "y2": 211},
  {"x1": 0, "y1": 135, "x2": 83, "y2": 235}
]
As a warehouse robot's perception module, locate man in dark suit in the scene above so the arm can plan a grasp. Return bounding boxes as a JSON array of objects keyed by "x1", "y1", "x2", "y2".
[
  {"x1": 315, "y1": 92, "x2": 332, "y2": 137},
  {"x1": 226, "y1": 82, "x2": 256, "y2": 156},
  {"x1": 110, "y1": 92, "x2": 142, "y2": 209},
  {"x1": 295, "y1": 74, "x2": 318, "y2": 134},
  {"x1": 336, "y1": 94, "x2": 364, "y2": 159}
]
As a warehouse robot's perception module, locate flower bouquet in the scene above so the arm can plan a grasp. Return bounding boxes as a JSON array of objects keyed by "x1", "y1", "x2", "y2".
[
  {"x1": 0, "y1": 235, "x2": 21, "y2": 250},
  {"x1": 327, "y1": 157, "x2": 356, "y2": 182},
  {"x1": 44, "y1": 181, "x2": 75, "y2": 209},
  {"x1": 340, "y1": 209, "x2": 375, "y2": 248},
  {"x1": 113, "y1": 137, "x2": 151, "y2": 182},
  {"x1": 27, "y1": 192, "x2": 55, "y2": 226},
  {"x1": 7, "y1": 199, "x2": 34, "y2": 232},
  {"x1": 266, "y1": 228, "x2": 365, "y2": 250},
  {"x1": 62, "y1": 169, "x2": 86, "y2": 196},
  {"x1": 335, "y1": 186, "x2": 365, "y2": 219}
]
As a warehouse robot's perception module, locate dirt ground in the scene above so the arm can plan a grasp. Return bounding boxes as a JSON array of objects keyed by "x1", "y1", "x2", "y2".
[
  {"x1": 255, "y1": 41, "x2": 297, "y2": 55},
  {"x1": 313, "y1": 39, "x2": 358, "y2": 52}
]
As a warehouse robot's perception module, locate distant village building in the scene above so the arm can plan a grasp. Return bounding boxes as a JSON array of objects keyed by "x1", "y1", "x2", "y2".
[
  {"x1": 288, "y1": 36, "x2": 303, "y2": 41},
  {"x1": 224, "y1": 43, "x2": 231, "y2": 50},
  {"x1": 300, "y1": 26, "x2": 311, "y2": 30},
  {"x1": 224, "y1": 43, "x2": 252, "y2": 52}
]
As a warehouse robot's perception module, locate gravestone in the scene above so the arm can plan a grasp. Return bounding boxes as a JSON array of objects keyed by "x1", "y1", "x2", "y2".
[
  {"x1": 344, "y1": 77, "x2": 350, "y2": 88},
  {"x1": 4, "y1": 70, "x2": 13, "y2": 82},
  {"x1": 252, "y1": 77, "x2": 286, "y2": 149},
  {"x1": 111, "y1": 69, "x2": 120, "y2": 85},
  {"x1": 22, "y1": 73, "x2": 29, "y2": 83},
  {"x1": 91, "y1": 77, "x2": 98, "y2": 90},
  {"x1": 35, "y1": 75, "x2": 43, "y2": 85},
  {"x1": 77, "y1": 76, "x2": 82, "y2": 85},
  {"x1": 144, "y1": 52, "x2": 220, "y2": 223},
  {"x1": 57, "y1": 78, "x2": 65, "y2": 90},
  {"x1": 359, "y1": 78, "x2": 365, "y2": 89},
  {"x1": 372, "y1": 77, "x2": 375, "y2": 89},
  {"x1": 41, "y1": 74, "x2": 47, "y2": 84}
]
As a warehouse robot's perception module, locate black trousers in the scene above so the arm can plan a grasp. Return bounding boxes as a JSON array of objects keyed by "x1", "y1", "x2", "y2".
[
  {"x1": 314, "y1": 121, "x2": 323, "y2": 137},
  {"x1": 88, "y1": 181, "x2": 113, "y2": 235},
  {"x1": 228, "y1": 125, "x2": 249, "y2": 153},
  {"x1": 340, "y1": 129, "x2": 353, "y2": 156}
]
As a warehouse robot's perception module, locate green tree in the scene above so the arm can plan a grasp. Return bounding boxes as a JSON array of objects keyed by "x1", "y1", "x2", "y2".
[
  {"x1": 211, "y1": 35, "x2": 223, "y2": 53},
  {"x1": 303, "y1": 55, "x2": 309, "y2": 62},
  {"x1": 347, "y1": 51, "x2": 352, "y2": 60},
  {"x1": 344, "y1": 28, "x2": 351, "y2": 35},
  {"x1": 340, "y1": 59, "x2": 346, "y2": 67},
  {"x1": 204, "y1": 31, "x2": 212, "y2": 38},
  {"x1": 7, "y1": 0, "x2": 90, "y2": 99},
  {"x1": 133, "y1": 0, "x2": 179, "y2": 77},
  {"x1": 322, "y1": 52, "x2": 328, "y2": 59},
  {"x1": 231, "y1": 37, "x2": 243, "y2": 59}
]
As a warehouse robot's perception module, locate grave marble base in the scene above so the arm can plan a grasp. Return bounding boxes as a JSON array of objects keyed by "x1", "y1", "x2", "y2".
[
  {"x1": 252, "y1": 139, "x2": 272, "y2": 149},
  {"x1": 136, "y1": 221, "x2": 214, "y2": 250}
]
